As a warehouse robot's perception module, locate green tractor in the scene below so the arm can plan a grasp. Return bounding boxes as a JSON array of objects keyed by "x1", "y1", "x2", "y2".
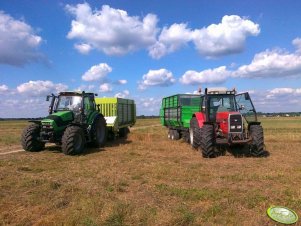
[{"x1": 21, "y1": 91, "x2": 107, "y2": 155}]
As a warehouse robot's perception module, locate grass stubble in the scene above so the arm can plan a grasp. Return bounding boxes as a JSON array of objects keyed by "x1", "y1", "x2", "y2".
[{"x1": 0, "y1": 117, "x2": 300, "y2": 225}]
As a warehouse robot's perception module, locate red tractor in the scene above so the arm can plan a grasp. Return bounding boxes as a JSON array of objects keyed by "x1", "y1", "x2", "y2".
[{"x1": 189, "y1": 88, "x2": 265, "y2": 158}]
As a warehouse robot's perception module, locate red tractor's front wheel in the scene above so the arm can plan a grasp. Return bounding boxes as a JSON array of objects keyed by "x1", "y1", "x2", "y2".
[{"x1": 249, "y1": 125, "x2": 265, "y2": 157}]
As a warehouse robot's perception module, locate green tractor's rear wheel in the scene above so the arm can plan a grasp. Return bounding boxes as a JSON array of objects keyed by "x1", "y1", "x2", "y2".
[
  {"x1": 92, "y1": 117, "x2": 107, "y2": 147},
  {"x1": 200, "y1": 124, "x2": 216, "y2": 158},
  {"x1": 189, "y1": 117, "x2": 201, "y2": 149},
  {"x1": 62, "y1": 126, "x2": 85, "y2": 155},
  {"x1": 249, "y1": 125, "x2": 265, "y2": 157},
  {"x1": 21, "y1": 124, "x2": 45, "y2": 152}
]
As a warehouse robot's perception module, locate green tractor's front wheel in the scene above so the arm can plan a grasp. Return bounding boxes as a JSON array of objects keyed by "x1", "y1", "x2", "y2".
[
  {"x1": 21, "y1": 124, "x2": 45, "y2": 152},
  {"x1": 62, "y1": 126, "x2": 86, "y2": 155}
]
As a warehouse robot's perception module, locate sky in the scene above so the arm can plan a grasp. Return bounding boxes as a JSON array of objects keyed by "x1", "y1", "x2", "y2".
[{"x1": 0, "y1": 0, "x2": 301, "y2": 118}]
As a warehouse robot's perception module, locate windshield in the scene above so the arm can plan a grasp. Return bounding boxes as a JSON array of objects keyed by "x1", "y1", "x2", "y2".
[
  {"x1": 208, "y1": 95, "x2": 236, "y2": 121},
  {"x1": 56, "y1": 95, "x2": 82, "y2": 112}
]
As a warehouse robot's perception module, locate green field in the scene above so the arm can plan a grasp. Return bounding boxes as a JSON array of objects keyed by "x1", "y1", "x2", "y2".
[{"x1": 0, "y1": 117, "x2": 301, "y2": 225}]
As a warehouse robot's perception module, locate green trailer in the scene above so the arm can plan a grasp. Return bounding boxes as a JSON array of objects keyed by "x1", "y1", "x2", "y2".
[
  {"x1": 95, "y1": 97, "x2": 136, "y2": 138},
  {"x1": 160, "y1": 94, "x2": 201, "y2": 140}
]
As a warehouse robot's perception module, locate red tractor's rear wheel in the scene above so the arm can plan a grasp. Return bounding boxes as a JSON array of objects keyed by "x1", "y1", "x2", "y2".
[{"x1": 200, "y1": 124, "x2": 216, "y2": 158}]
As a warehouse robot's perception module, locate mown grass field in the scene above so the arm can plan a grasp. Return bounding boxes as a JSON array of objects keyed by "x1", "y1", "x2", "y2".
[{"x1": 0, "y1": 117, "x2": 301, "y2": 225}]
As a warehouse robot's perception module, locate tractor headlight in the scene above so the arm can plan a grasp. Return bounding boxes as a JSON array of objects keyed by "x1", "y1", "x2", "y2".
[
  {"x1": 237, "y1": 125, "x2": 242, "y2": 129},
  {"x1": 230, "y1": 125, "x2": 236, "y2": 129}
]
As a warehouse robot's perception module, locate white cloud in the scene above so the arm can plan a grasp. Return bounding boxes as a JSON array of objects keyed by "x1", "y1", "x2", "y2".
[
  {"x1": 180, "y1": 66, "x2": 232, "y2": 85},
  {"x1": 99, "y1": 83, "x2": 112, "y2": 93},
  {"x1": 82, "y1": 63, "x2": 112, "y2": 81},
  {"x1": 17, "y1": 80, "x2": 68, "y2": 96},
  {"x1": 180, "y1": 37, "x2": 301, "y2": 84},
  {"x1": 117, "y1": 79, "x2": 127, "y2": 85},
  {"x1": 135, "y1": 97, "x2": 161, "y2": 115},
  {"x1": 114, "y1": 90, "x2": 130, "y2": 98},
  {"x1": 0, "y1": 11, "x2": 44, "y2": 66},
  {"x1": 74, "y1": 43, "x2": 92, "y2": 54},
  {"x1": 139, "y1": 68, "x2": 176, "y2": 90},
  {"x1": 293, "y1": 38, "x2": 301, "y2": 53},
  {"x1": 66, "y1": 4, "x2": 259, "y2": 58},
  {"x1": 66, "y1": 3, "x2": 158, "y2": 55},
  {"x1": 192, "y1": 15, "x2": 260, "y2": 57},
  {"x1": 149, "y1": 23, "x2": 192, "y2": 59},
  {"x1": 148, "y1": 15, "x2": 259, "y2": 59},
  {"x1": 76, "y1": 84, "x2": 95, "y2": 92},
  {"x1": 234, "y1": 44, "x2": 301, "y2": 78},
  {"x1": 0, "y1": 84, "x2": 9, "y2": 93}
]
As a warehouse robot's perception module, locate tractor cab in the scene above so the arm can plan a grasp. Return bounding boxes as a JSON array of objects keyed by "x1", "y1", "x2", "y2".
[{"x1": 55, "y1": 95, "x2": 82, "y2": 112}]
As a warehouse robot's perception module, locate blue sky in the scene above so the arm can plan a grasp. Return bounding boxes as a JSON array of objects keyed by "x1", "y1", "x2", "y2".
[{"x1": 0, "y1": 0, "x2": 301, "y2": 117}]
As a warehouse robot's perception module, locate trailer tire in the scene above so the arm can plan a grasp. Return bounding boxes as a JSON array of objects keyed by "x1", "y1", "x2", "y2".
[
  {"x1": 200, "y1": 124, "x2": 216, "y2": 158},
  {"x1": 171, "y1": 130, "x2": 180, "y2": 140},
  {"x1": 92, "y1": 116, "x2": 107, "y2": 147},
  {"x1": 249, "y1": 125, "x2": 265, "y2": 157},
  {"x1": 167, "y1": 129, "x2": 172, "y2": 139},
  {"x1": 189, "y1": 118, "x2": 201, "y2": 149},
  {"x1": 21, "y1": 124, "x2": 45, "y2": 152},
  {"x1": 62, "y1": 126, "x2": 85, "y2": 155},
  {"x1": 119, "y1": 127, "x2": 129, "y2": 138}
]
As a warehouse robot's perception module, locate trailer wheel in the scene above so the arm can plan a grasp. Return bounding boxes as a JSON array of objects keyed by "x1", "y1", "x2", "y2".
[
  {"x1": 92, "y1": 116, "x2": 107, "y2": 147},
  {"x1": 167, "y1": 129, "x2": 172, "y2": 139},
  {"x1": 119, "y1": 127, "x2": 129, "y2": 138},
  {"x1": 171, "y1": 130, "x2": 180, "y2": 140},
  {"x1": 200, "y1": 124, "x2": 216, "y2": 158},
  {"x1": 249, "y1": 125, "x2": 265, "y2": 157},
  {"x1": 189, "y1": 118, "x2": 201, "y2": 149},
  {"x1": 62, "y1": 126, "x2": 85, "y2": 155},
  {"x1": 21, "y1": 124, "x2": 45, "y2": 152}
]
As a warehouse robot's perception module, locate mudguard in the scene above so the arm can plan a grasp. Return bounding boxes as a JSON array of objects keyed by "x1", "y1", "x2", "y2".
[{"x1": 193, "y1": 112, "x2": 206, "y2": 128}]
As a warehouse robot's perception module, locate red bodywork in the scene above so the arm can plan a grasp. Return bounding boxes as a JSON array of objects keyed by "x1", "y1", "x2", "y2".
[
  {"x1": 195, "y1": 111, "x2": 241, "y2": 134},
  {"x1": 216, "y1": 111, "x2": 238, "y2": 134},
  {"x1": 194, "y1": 112, "x2": 206, "y2": 127}
]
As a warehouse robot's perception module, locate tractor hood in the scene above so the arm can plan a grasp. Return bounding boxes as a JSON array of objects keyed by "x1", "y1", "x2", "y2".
[{"x1": 41, "y1": 111, "x2": 74, "y2": 129}]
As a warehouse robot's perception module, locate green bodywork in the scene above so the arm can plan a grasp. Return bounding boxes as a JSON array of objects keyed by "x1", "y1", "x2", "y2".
[
  {"x1": 41, "y1": 111, "x2": 73, "y2": 132},
  {"x1": 160, "y1": 94, "x2": 202, "y2": 128},
  {"x1": 95, "y1": 97, "x2": 136, "y2": 133}
]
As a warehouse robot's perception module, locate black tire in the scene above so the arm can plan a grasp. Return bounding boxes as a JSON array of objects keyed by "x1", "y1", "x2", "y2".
[
  {"x1": 119, "y1": 127, "x2": 129, "y2": 138},
  {"x1": 189, "y1": 118, "x2": 201, "y2": 149},
  {"x1": 62, "y1": 126, "x2": 85, "y2": 155},
  {"x1": 171, "y1": 130, "x2": 180, "y2": 140},
  {"x1": 200, "y1": 124, "x2": 216, "y2": 158},
  {"x1": 249, "y1": 125, "x2": 265, "y2": 157},
  {"x1": 167, "y1": 129, "x2": 172, "y2": 139},
  {"x1": 21, "y1": 124, "x2": 45, "y2": 152},
  {"x1": 182, "y1": 131, "x2": 190, "y2": 143},
  {"x1": 92, "y1": 117, "x2": 107, "y2": 147}
]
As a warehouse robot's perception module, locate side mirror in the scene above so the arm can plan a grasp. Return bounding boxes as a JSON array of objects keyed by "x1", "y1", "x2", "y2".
[
  {"x1": 244, "y1": 93, "x2": 250, "y2": 100},
  {"x1": 46, "y1": 95, "x2": 50, "y2": 101}
]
